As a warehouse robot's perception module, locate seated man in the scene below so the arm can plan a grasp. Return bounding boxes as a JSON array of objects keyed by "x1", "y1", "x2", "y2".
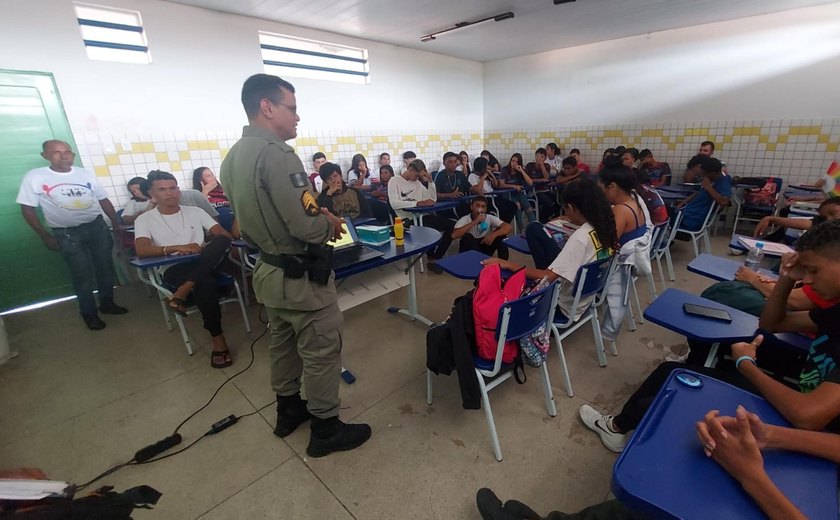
[
  {"x1": 452, "y1": 196, "x2": 512, "y2": 260},
  {"x1": 378, "y1": 152, "x2": 390, "y2": 167},
  {"x1": 398, "y1": 150, "x2": 417, "y2": 175},
  {"x1": 479, "y1": 406, "x2": 840, "y2": 520},
  {"x1": 569, "y1": 148, "x2": 591, "y2": 175},
  {"x1": 553, "y1": 156, "x2": 583, "y2": 187},
  {"x1": 308, "y1": 152, "x2": 327, "y2": 192},
  {"x1": 134, "y1": 170, "x2": 234, "y2": 369},
  {"x1": 682, "y1": 153, "x2": 707, "y2": 184},
  {"x1": 639, "y1": 148, "x2": 671, "y2": 187},
  {"x1": 755, "y1": 197, "x2": 840, "y2": 238},
  {"x1": 525, "y1": 148, "x2": 553, "y2": 183},
  {"x1": 579, "y1": 220, "x2": 840, "y2": 453},
  {"x1": 468, "y1": 157, "x2": 517, "y2": 223},
  {"x1": 435, "y1": 151, "x2": 472, "y2": 201},
  {"x1": 145, "y1": 170, "x2": 219, "y2": 221},
  {"x1": 388, "y1": 159, "x2": 453, "y2": 273},
  {"x1": 316, "y1": 162, "x2": 372, "y2": 219},
  {"x1": 674, "y1": 157, "x2": 731, "y2": 231}
]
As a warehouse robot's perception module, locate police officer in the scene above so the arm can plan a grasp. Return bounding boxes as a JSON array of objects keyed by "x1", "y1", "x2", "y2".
[{"x1": 220, "y1": 74, "x2": 371, "y2": 458}]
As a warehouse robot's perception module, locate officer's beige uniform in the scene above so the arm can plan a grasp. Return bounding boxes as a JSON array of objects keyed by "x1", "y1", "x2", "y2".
[{"x1": 220, "y1": 125, "x2": 342, "y2": 418}]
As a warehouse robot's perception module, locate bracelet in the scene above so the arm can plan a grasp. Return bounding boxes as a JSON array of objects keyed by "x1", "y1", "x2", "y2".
[
  {"x1": 163, "y1": 246, "x2": 167, "y2": 255},
  {"x1": 735, "y1": 355, "x2": 756, "y2": 371}
]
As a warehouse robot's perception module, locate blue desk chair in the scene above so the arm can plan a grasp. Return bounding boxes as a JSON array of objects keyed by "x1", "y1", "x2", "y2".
[
  {"x1": 138, "y1": 265, "x2": 251, "y2": 355},
  {"x1": 426, "y1": 282, "x2": 560, "y2": 462},
  {"x1": 550, "y1": 255, "x2": 616, "y2": 397},
  {"x1": 645, "y1": 219, "x2": 669, "y2": 299},
  {"x1": 730, "y1": 178, "x2": 783, "y2": 239},
  {"x1": 651, "y1": 211, "x2": 683, "y2": 287},
  {"x1": 676, "y1": 202, "x2": 721, "y2": 258},
  {"x1": 216, "y1": 206, "x2": 235, "y2": 233}
]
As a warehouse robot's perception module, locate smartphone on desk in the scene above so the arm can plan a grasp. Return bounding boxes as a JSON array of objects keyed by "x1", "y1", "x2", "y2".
[{"x1": 683, "y1": 303, "x2": 732, "y2": 323}]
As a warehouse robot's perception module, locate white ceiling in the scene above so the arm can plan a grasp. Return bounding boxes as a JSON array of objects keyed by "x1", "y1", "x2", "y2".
[{"x1": 168, "y1": 0, "x2": 839, "y2": 62}]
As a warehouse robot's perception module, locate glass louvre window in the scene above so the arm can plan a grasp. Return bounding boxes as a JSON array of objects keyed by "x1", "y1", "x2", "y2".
[
  {"x1": 74, "y1": 4, "x2": 151, "y2": 64},
  {"x1": 259, "y1": 32, "x2": 369, "y2": 85}
]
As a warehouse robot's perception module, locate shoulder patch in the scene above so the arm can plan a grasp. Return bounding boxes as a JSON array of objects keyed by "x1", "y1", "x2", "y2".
[
  {"x1": 301, "y1": 190, "x2": 320, "y2": 216},
  {"x1": 290, "y1": 172, "x2": 310, "y2": 188}
]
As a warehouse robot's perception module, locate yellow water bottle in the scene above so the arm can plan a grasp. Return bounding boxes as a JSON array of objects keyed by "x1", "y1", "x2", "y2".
[{"x1": 394, "y1": 217, "x2": 405, "y2": 246}]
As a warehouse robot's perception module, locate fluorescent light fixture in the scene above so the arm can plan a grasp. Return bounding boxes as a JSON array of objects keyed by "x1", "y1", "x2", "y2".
[{"x1": 420, "y1": 11, "x2": 514, "y2": 43}]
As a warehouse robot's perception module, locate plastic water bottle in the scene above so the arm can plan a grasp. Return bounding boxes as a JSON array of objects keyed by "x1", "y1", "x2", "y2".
[{"x1": 744, "y1": 242, "x2": 765, "y2": 269}]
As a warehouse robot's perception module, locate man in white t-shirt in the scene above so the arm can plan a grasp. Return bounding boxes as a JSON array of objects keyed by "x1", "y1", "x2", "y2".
[
  {"x1": 452, "y1": 196, "x2": 512, "y2": 259},
  {"x1": 133, "y1": 170, "x2": 234, "y2": 368},
  {"x1": 17, "y1": 140, "x2": 127, "y2": 330}
]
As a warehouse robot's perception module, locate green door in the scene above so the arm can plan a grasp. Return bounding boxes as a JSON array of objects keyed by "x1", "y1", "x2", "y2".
[{"x1": 0, "y1": 70, "x2": 79, "y2": 312}]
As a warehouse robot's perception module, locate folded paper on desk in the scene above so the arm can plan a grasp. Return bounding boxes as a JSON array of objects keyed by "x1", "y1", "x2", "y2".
[
  {"x1": 546, "y1": 218, "x2": 579, "y2": 235},
  {"x1": 738, "y1": 237, "x2": 794, "y2": 256},
  {"x1": 0, "y1": 479, "x2": 72, "y2": 500}
]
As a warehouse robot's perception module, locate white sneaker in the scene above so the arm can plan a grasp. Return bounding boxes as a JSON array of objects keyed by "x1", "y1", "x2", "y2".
[{"x1": 579, "y1": 404, "x2": 626, "y2": 453}]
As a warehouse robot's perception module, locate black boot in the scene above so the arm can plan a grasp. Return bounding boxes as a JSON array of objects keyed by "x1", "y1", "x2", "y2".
[
  {"x1": 306, "y1": 416, "x2": 371, "y2": 458},
  {"x1": 476, "y1": 489, "x2": 518, "y2": 520},
  {"x1": 83, "y1": 314, "x2": 106, "y2": 331},
  {"x1": 99, "y1": 301, "x2": 128, "y2": 315},
  {"x1": 273, "y1": 393, "x2": 312, "y2": 438}
]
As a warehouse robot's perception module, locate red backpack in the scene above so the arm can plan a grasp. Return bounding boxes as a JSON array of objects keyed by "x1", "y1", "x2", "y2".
[{"x1": 473, "y1": 264, "x2": 527, "y2": 364}]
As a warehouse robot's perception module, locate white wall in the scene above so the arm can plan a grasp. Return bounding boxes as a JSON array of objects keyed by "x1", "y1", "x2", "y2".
[
  {"x1": 483, "y1": 2, "x2": 840, "y2": 129},
  {"x1": 0, "y1": 0, "x2": 484, "y2": 136}
]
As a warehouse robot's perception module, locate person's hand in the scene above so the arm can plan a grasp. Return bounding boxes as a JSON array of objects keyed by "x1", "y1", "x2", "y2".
[
  {"x1": 201, "y1": 179, "x2": 218, "y2": 196},
  {"x1": 416, "y1": 199, "x2": 435, "y2": 207},
  {"x1": 734, "y1": 266, "x2": 759, "y2": 284},
  {"x1": 779, "y1": 252, "x2": 804, "y2": 280},
  {"x1": 327, "y1": 179, "x2": 342, "y2": 195},
  {"x1": 756, "y1": 273, "x2": 776, "y2": 284},
  {"x1": 481, "y1": 257, "x2": 515, "y2": 270},
  {"x1": 452, "y1": 188, "x2": 463, "y2": 198},
  {"x1": 731, "y1": 334, "x2": 763, "y2": 363},
  {"x1": 696, "y1": 406, "x2": 771, "y2": 457},
  {"x1": 321, "y1": 208, "x2": 345, "y2": 241},
  {"x1": 475, "y1": 213, "x2": 487, "y2": 224},
  {"x1": 481, "y1": 234, "x2": 495, "y2": 246},
  {"x1": 701, "y1": 406, "x2": 766, "y2": 485},
  {"x1": 816, "y1": 178, "x2": 825, "y2": 189},
  {"x1": 42, "y1": 235, "x2": 60, "y2": 251},
  {"x1": 174, "y1": 243, "x2": 202, "y2": 254},
  {"x1": 674, "y1": 200, "x2": 686, "y2": 209},
  {"x1": 513, "y1": 185, "x2": 522, "y2": 192},
  {"x1": 754, "y1": 216, "x2": 773, "y2": 237},
  {"x1": 536, "y1": 156, "x2": 545, "y2": 165},
  {"x1": 419, "y1": 169, "x2": 433, "y2": 183}
]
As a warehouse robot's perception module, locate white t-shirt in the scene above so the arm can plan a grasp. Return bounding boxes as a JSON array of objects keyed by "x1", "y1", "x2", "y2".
[
  {"x1": 387, "y1": 175, "x2": 437, "y2": 220},
  {"x1": 468, "y1": 173, "x2": 494, "y2": 194},
  {"x1": 347, "y1": 169, "x2": 376, "y2": 185},
  {"x1": 123, "y1": 198, "x2": 151, "y2": 217},
  {"x1": 547, "y1": 222, "x2": 610, "y2": 320},
  {"x1": 16, "y1": 166, "x2": 107, "y2": 228},
  {"x1": 134, "y1": 206, "x2": 217, "y2": 248},
  {"x1": 546, "y1": 156, "x2": 562, "y2": 173},
  {"x1": 454, "y1": 213, "x2": 503, "y2": 239}
]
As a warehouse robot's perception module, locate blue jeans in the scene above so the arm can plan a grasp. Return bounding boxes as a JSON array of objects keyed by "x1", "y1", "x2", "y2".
[
  {"x1": 525, "y1": 222, "x2": 561, "y2": 269},
  {"x1": 53, "y1": 216, "x2": 116, "y2": 318}
]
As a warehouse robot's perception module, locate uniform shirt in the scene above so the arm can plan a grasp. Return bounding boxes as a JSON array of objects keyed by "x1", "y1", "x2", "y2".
[
  {"x1": 123, "y1": 198, "x2": 151, "y2": 217},
  {"x1": 221, "y1": 125, "x2": 335, "y2": 311},
  {"x1": 388, "y1": 175, "x2": 437, "y2": 220},
  {"x1": 525, "y1": 161, "x2": 551, "y2": 180},
  {"x1": 454, "y1": 213, "x2": 504, "y2": 239},
  {"x1": 682, "y1": 175, "x2": 732, "y2": 231},
  {"x1": 347, "y1": 169, "x2": 375, "y2": 185},
  {"x1": 547, "y1": 222, "x2": 611, "y2": 320},
  {"x1": 468, "y1": 173, "x2": 494, "y2": 194},
  {"x1": 16, "y1": 166, "x2": 107, "y2": 228},
  {"x1": 435, "y1": 170, "x2": 471, "y2": 195},
  {"x1": 641, "y1": 161, "x2": 672, "y2": 187},
  {"x1": 546, "y1": 156, "x2": 562, "y2": 174}
]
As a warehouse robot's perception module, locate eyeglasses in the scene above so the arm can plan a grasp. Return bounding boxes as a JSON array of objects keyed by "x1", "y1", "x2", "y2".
[{"x1": 275, "y1": 101, "x2": 298, "y2": 115}]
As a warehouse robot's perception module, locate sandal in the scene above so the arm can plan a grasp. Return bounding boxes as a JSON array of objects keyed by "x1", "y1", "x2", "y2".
[
  {"x1": 211, "y1": 349, "x2": 233, "y2": 369},
  {"x1": 167, "y1": 297, "x2": 189, "y2": 317}
]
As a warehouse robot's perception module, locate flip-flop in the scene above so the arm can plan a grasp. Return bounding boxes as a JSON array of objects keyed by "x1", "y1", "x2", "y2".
[
  {"x1": 167, "y1": 297, "x2": 189, "y2": 317},
  {"x1": 211, "y1": 349, "x2": 233, "y2": 369}
]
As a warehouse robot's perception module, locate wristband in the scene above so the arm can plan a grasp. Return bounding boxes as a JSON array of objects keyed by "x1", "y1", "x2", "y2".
[
  {"x1": 163, "y1": 246, "x2": 167, "y2": 255},
  {"x1": 735, "y1": 355, "x2": 756, "y2": 371}
]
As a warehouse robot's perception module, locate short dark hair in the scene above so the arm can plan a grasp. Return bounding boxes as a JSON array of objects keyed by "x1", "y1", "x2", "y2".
[
  {"x1": 598, "y1": 155, "x2": 637, "y2": 193},
  {"x1": 700, "y1": 157, "x2": 723, "y2": 174},
  {"x1": 687, "y1": 154, "x2": 705, "y2": 169},
  {"x1": 319, "y1": 162, "x2": 342, "y2": 182},
  {"x1": 443, "y1": 151, "x2": 458, "y2": 162},
  {"x1": 639, "y1": 149, "x2": 653, "y2": 159},
  {"x1": 623, "y1": 147, "x2": 640, "y2": 161},
  {"x1": 312, "y1": 152, "x2": 326, "y2": 162},
  {"x1": 403, "y1": 151, "x2": 417, "y2": 160},
  {"x1": 562, "y1": 156, "x2": 577, "y2": 168},
  {"x1": 379, "y1": 152, "x2": 390, "y2": 160},
  {"x1": 546, "y1": 143, "x2": 560, "y2": 154},
  {"x1": 535, "y1": 147, "x2": 547, "y2": 156},
  {"x1": 700, "y1": 140, "x2": 716, "y2": 152},
  {"x1": 473, "y1": 156, "x2": 488, "y2": 174},
  {"x1": 796, "y1": 219, "x2": 840, "y2": 255},
  {"x1": 570, "y1": 148, "x2": 581, "y2": 155},
  {"x1": 471, "y1": 195, "x2": 488, "y2": 206},
  {"x1": 407, "y1": 159, "x2": 426, "y2": 172},
  {"x1": 613, "y1": 145, "x2": 627, "y2": 155},
  {"x1": 240, "y1": 74, "x2": 295, "y2": 118},
  {"x1": 146, "y1": 170, "x2": 177, "y2": 196},
  {"x1": 379, "y1": 164, "x2": 394, "y2": 176}
]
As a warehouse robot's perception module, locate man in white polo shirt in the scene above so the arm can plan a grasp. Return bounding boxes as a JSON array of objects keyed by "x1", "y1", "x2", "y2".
[{"x1": 17, "y1": 140, "x2": 127, "y2": 330}]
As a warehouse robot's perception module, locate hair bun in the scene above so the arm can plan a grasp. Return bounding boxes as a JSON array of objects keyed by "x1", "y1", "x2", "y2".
[{"x1": 603, "y1": 154, "x2": 624, "y2": 168}]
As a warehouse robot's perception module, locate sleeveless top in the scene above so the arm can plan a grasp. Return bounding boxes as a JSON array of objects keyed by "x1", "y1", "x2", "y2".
[{"x1": 617, "y1": 202, "x2": 647, "y2": 245}]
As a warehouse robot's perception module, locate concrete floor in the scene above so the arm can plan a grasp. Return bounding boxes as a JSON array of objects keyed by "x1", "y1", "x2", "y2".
[{"x1": 0, "y1": 234, "x2": 739, "y2": 519}]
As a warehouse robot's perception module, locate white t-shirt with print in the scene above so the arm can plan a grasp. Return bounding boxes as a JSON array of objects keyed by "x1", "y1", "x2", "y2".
[
  {"x1": 468, "y1": 173, "x2": 494, "y2": 194},
  {"x1": 454, "y1": 213, "x2": 504, "y2": 239},
  {"x1": 387, "y1": 175, "x2": 438, "y2": 220},
  {"x1": 134, "y1": 206, "x2": 217, "y2": 248},
  {"x1": 16, "y1": 166, "x2": 107, "y2": 228},
  {"x1": 547, "y1": 222, "x2": 609, "y2": 320}
]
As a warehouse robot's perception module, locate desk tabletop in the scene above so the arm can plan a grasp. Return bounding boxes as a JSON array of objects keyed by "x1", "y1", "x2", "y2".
[
  {"x1": 503, "y1": 234, "x2": 531, "y2": 255},
  {"x1": 435, "y1": 250, "x2": 490, "y2": 279},
  {"x1": 129, "y1": 253, "x2": 200, "y2": 268},
  {"x1": 613, "y1": 369, "x2": 838, "y2": 520},
  {"x1": 403, "y1": 201, "x2": 460, "y2": 214},
  {"x1": 644, "y1": 288, "x2": 758, "y2": 343},
  {"x1": 687, "y1": 253, "x2": 776, "y2": 282}
]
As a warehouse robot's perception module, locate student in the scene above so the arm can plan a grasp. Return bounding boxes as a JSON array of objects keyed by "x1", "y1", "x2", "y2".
[
  {"x1": 452, "y1": 196, "x2": 512, "y2": 260},
  {"x1": 596, "y1": 148, "x2": 616, "y2": 174},
  {"x1": 316, "y1": 162, "x2": 372, "y2": 219},
  {"x1": 347, "y1": 153, "x2": 373, "y2": 189},
  {"x1": 554, "y1": 156, "x2": 583, "y2": 186},
  {"x1": 687, "y1": 140, "x2": 727, "y2": 179},
  {"x1": 479, "y1": 406, "x2": 840, "y2": 520},
  {"x1": 468, "y1": 157, "x2": 517, "y2": 223},
  {"x1": 545, "y1": 143, "x2": 562, "y2": 175},
  {"x1": 399, "y1": 150, "x2": 417, "y2": 175},
  {"x1": 480, "y1": 150, "x2": 501, "y2": 174},
  {"x1": 569, "y1": 148, "x2": 591, "y2": 175},
  {"x1": 580, "y1": 219, "x2": 840, "y2": 453},
  {"x1": 525, "y1": 148, "x2": 552, "y2": 182},
  {"x1": 674, "y1": 156, "x2": 731, "y2": 231},
  {"x1": 755, "y1": 197, "x2": 840, "y2": 238},
  {"x1": 388, "y1": 159, "x2": 453, "y2": 272},
  {"x1": 599, "y1": 156, "x2": 647, "y2": 246},
  {"x1": 458, "y1": 150, "x2": 472, "y2": 176},
  {"x1": 369, "y1": 164, "x2": 395, "y2": 222},
  {"x1": 435, "y1": 151, "x2": 472, "y2": 201},
  {"x1": 193, "y1": 166, "x2": 230, "y2": 208},
  {"x1": 633, "y1": 167, "x2": 669, "y2": 226},
  {"x1": 378, "y1": 152, "x2": 390, "y2": 167},
  {"x1": 143, "y1": 171, "x2": 219, "y2": 220},
  {"x1": 639, "y1": 149, "x2": 671, "y2": 187},
  {"x1": 309, "y1": 152, "x2": 327, "y2": 192},
  {"x1": 498, "y1": 153, "x2": 538, "y2": 228},
  {"x1": 482, "y1": 179, "x2": 616, "y2": 320},
  {"x1": 121, "y1": 177, "x2": 152, "y2": 225},
  {"x1": 134, "y1": 170, "x2": 234, "y2": 368}
]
